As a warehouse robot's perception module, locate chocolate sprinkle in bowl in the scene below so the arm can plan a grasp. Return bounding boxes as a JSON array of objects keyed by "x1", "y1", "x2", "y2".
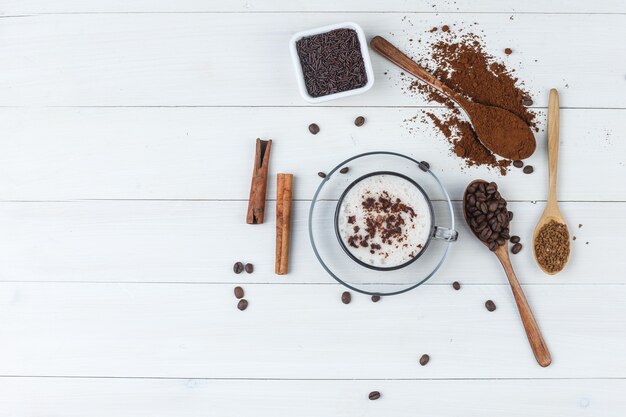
[{"x1": 289, "y1": 22, "x2": 375, "y2": 103}]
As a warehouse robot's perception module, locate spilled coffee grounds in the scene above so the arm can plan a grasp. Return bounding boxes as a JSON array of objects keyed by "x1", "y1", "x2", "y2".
[
  {"x1": 404, "y1": 26, "x2": 538, "y2": 174},
  {"x1": 295, "y1": 29, "x2": 367, "y2": 98}
]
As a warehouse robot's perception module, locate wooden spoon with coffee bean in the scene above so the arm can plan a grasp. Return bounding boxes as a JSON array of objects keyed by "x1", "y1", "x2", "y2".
[
  {"x1": 464, "y1": 180, "x2": 551, "y2": 367},
  {"x1": 370, "y1": 36, "x2": 536, "y2": 160}
]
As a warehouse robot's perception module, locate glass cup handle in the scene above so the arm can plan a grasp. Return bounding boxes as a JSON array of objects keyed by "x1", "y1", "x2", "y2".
[{"x1": 433, "y1": 226, "x2": 458, "y2": 242}]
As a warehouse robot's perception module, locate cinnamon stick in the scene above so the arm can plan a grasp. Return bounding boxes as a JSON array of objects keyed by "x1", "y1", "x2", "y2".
[
  {"x1": 275, "y1": 173, "x2": 293, "y2": 275},
  {"x1": 246, "y1": 139, "x2": 272, "y2": 224}
]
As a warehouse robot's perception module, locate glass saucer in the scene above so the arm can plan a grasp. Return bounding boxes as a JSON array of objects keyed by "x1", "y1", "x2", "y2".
[{"x1": 308, "y1": 151, "x2": 457, "y2": 296}]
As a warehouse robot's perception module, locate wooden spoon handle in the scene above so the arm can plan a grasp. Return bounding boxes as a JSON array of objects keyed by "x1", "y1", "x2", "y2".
[
  {"x1": 498, "y1": 250, "x2": 552, "y2": 367},
  {"x1": 547, "y1": 89, "x2": 560, "y2": 206},
  {"x1": 370, "y1": 36, "x2": 467, "y2": 106}
]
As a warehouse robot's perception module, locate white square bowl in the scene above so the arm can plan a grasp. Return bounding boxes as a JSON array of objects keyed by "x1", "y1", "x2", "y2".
[{"x1": 289, "y1": 22, "x2": 375, "y2": 103}]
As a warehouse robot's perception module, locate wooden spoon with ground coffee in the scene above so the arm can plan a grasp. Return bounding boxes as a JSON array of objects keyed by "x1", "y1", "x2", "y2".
[
  {"x1": 533, "y1": 89, "x2": 570, "y2": 274},
  {"x1": 370, "y1": 36, "x2": 536, "y2": 160},
  {"x1": 464, "y1": 180, "x2": 551, "y2": 367}
]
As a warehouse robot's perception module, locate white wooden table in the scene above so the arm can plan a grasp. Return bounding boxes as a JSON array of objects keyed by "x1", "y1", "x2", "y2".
[{"x1": 1, "y1": 1, "x2": 625, "y2": 415}]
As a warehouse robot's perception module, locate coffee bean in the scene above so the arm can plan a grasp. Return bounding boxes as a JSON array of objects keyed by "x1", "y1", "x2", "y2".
[
  {"x1": 308, "y1": 123, "x2": 320, "y2": 134},
  {"x1": 354, "y1": 116, "x2": 365, "y2": 127},
  {"x1": 318, "y1": 171, "x2": 326, "y2": 178},
  {"x1": 233, "y1": 262, "x2": 244, "y2": 274},
  {"x1": 341, "y1": 291, "x2": 351, "y2": 304},
  {"x1": 500, "y1": 231, "x2": 510, "y2": 240},
  {"x1": 489, "y1": 240, "x2": 497, "y2": 251},
  {"x1": 523, "y1": 98, "x2": 534, "y2": 106},
  {"x1": 479, "y1": 202, "x2": 488, "y2": 214},
  {"x1": 339, "y1": 167, "x2": 349, "y2": 174},
  {"x1": 475, "y1": 214, "x2": 486, "y2": 224},
  {"x1": 476, "y1": 221, "x2": 487, "y2": 232},
  {"x1": 485, "y1": 300, "x2": 496, "y2": 312},
  {"x1": 234, "y1": 286, "x2": 244, "y2": 299},
  {"x1": 368, "y1": 391, "x2": 381, "y2": 400},
  {"x1": 468, "y1": 184, "x2": 477, "y2": 194},
  {"x1": 419, "y1": 161, "x2": 430, "y2": 172},
  {"x1": 511, "y1": 243, "x2": 523, "y2": 254},
  {"x1": 371, "y1": 295, "x2": 381, "y2": 302},
  {"x1": 497, "y1": 237, "x2": 505, "y2": 246},
  {"x1": 507, "y1": 211, "x2": 514, "y2": 221},
  {"x1": 419, "y1": 354, "x2": 430, "y2": 366},
  {"x1": 523, "y1": 165, "x2": 534, "y2": 174},
  {"x1": 510, "y1": 235, "x2": 520, "y2": 243},
  {"x1": 513, "y1": 160, "x2": 524, "y2": 168},
  {"x1": 479, "y1": 227, "x2": 491, "y2": 241},
  {"x1": 244, "y1": 263, "x2": 254, "y2": 274},
  {"x1": 468, "y1": 194, "x2": 476, "y2": 207},
  {"x1": 452, "y1": 281, "x2": 461, "y2": 290},
  {"x1": 488, "y1": 200, "x2": 498, "y2": 212},
  {"x1": 237, "y1": 299, "x2": 248, "y2": 311},
  {"x1": 504, "y1": 48, "x2": 513, "y2": 55}
]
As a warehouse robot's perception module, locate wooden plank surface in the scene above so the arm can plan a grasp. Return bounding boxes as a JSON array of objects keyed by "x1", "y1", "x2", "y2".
[
  {"x1": 0, "y1": 378, "x2": 623, "y2": 417},
  {"x1": 1, "y1": 13, "x2": 625, "y2": 107},
  {"x1": 0, "y1": 282, "x2": 624, "y2": 378},
  {"x1": 0, "y1": 107, "x2": 623, "y2": 201},
  {"x1": 0, "y1": 201, "x2": 615, "y2": 283},
  {"x1": 4, "y1": 0, "x2": 626, "y2": 14}
]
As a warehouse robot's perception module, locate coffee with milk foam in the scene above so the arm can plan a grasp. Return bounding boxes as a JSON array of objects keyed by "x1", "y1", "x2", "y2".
[{"x1": 337, "y1": 173, "x2": 432, "y2": 269}]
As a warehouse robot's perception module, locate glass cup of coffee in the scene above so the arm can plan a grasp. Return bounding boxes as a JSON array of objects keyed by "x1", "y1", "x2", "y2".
[{"x1": 334, "y1": 171, "x2": 457, "y2": 271}]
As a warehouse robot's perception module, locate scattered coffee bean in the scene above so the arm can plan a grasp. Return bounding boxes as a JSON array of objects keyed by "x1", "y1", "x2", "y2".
[
  {"x1": 485, "y1": 300, "x2": 496, "y2": 312},
  {"x1": 368, "y1": 391, "x2": 381, "y2": 400},
  {"x1": 234, "y1": 286, "x2": 244, "y2": 299},
  {"x1": 308, "y1": 123, "x2": 320, "y2": 135},
  {"x1": 419, "y1": 354, "x2": 430, "y2": 366},
  {"x1": 318, "y1": 172, "x2": 327, "y2": 178},
  {"x1": 341, "y1": 291, "x2": 351, "y2": 304},
  {"x1": 371, "y1": 295, "x2": 381, "y2": 302},
  {"x1": 510, "y1": 235, "x2": 520, "y2": 244},
  {"x1": 244, "y1": 263, "x2": 254, "y2": 274},
  {"x1": 339, "y1": 167, "x2": 349, "y2": 174},
  {"x1": 511, "y1": 242, "x2": 523, "y2": 254},
  {"x1": 513, "y1": 160, "x2": 524, "y2": 168},
  {"x1": 523, "y1": 98, "x2": 534, "y2": 106},
  {"x1": 523, "y1": 165, "x2": 534, "y2": 174},
  {"x1": 419, "y1": 161, "x2": 430, "y2": 172},
  {"x1": 504, "y1": 48, "x2": 513, "y2": 55},
  {"x1": 452, "y1": 281, "x2": 461, "y2": 290},
  {"x1": 233, "y1": 262, "x2": 244, "y2": 274},
  {"x1": 237, "y1": 299, "x2": 248, "y2": 311},
  {"x1": 442, "y1": 25, "x2": 450, "y2": 32},
  {"x1": 354, "y1": 116, "x2": 365, "y2": 127}
]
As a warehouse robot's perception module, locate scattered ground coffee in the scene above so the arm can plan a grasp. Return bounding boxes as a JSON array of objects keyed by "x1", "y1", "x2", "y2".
[
  {"x1": 464, "y1": 181, "x2": 512, "y2": 251},
  {"x1": 403, "y1": 26, "x2": 537, "y2": 174},
  {"x1": 419, "y1": 354, "x2": 430, "y2": 366},
  {"x1": 296, "y1": 29, "x2": 367, "y2": 98},
  {"x1": 485, "y1": 300, "x2": 496, "y2": 312},
  {"x1": 535, "y1": 220, "x2": 570, "y2": 273}
]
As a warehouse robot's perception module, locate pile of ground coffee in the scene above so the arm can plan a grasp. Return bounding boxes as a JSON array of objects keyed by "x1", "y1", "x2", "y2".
[
  {"x1": 534, "y1": 220, "x2": 570, "y2": 273},
  {"x1": 296, "y1": 29, "x2": 367, "y2": 98},
  {"x1": 404, "y1": 26, "x2": 537, "y2": 174}
]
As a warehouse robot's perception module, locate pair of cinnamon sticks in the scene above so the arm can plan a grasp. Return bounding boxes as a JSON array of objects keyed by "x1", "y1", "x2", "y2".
[{"x1": 246, "y1": 138, "x2": 292, "y2": 275}]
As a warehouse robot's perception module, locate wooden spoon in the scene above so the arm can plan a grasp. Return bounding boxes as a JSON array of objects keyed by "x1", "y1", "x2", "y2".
[
  {"x1": 370, "y1": 36, "x2": 536, "y2": 160},
  {"x1": 533, "y1": 89, "x2": 570, "y2": 274},
  {"x1": 464, "y1": 180, "x2": 552, "y2": 367}
]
